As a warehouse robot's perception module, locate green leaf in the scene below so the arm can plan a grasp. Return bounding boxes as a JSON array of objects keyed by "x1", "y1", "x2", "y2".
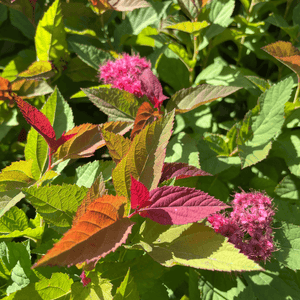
[
  {"x1": 272, "y1": 130, "x2": 300, "y2": 177},
  {"x1": 0, "y1": 191, "x2": 25, "y2": 219},
  {"x1": 18, "y1": 61, "x2": 55, "y2": 80},
  {"x1": 197, "y1": 139, "x2": 241, "y2": 175},
  {"x1": 9, "y1": 8, "x2": 35, "y2": 40},
  {"x1": 243, "y1": 260, "x2": 300, "y2": 300},
  {"x1": 0, "y1": 4, "x2": 7, "y2": 26},
  {"x1": 112, "y1": 111, "x2": 175, "y2": 199},
  {"x1": 83, "y1": 87, "x2": 144, "y2": 122},
  {"x1": 157, "y1": 50, "x2": 190, "y2": 91},
  {"x1": 273, "y1": 222, "x2": 300, "y2": 270},
  {"x1": 0, "y1": 207, "x2": 44, "y2": 241},
  {"x1": 25, "y1": 87, "x2": 74, "y2": 179},
  {"x1": 209, "y1": 0, "x2": 235, "y2": 27},
  {"x1": 71, "y1": 272, "x2": 113, "y2": 300},
  {"x1": 273, "y1": 175, "x2": 300, "y2": 226},
  {"x1": 114, "y1": 269, "x2": 139, "y2": 300},
  {"x1": 67, "y1": 35, "x2": 113, "y2": 70},
  {"x1": 1, "y1": 49, "x2": 35, "y2": 82},
  {"x1": 165, "y1": 21, "x2": 209, "y2": 34},
  {"x1": 135, "y1": 220, "x2": 262, "y2": 272},
  {"x1": 0, "y1": 240, "x2": 32, "y2": 295},
  {"x1": 0, "y1": 108, "x2": 18, "y2": 142},
  {"x1": 196, "y1": 269, "x2": 256, "y2": 300},
  {"x1": 35, "y1": 0, "x2": 69, "y2": 64},
  {"x1": 0, "y1": 160, "x2": 35, "y2": 192},
  {"x1": 65, "y1": 57, "x2": 98, "y2": 82},
  {"x1": 74, "y1": 160, "x2": 115, "y2": 188},
  {"x1": 166, "y1": 84, "x2": 241, "y2": 114},
  {"x1": 238, "y1": 77, "x2": 294, "y2": 168},
  {"x1": 245, "y1": 76, "x2": 272, "y2": 93},
  {"x1": 165, "y1": 132, "x2": 200, "y2": 168},
  {"x1": 167, "y1": 42, "x2": 196, "y2": 69},
  {"x1": 96, "y1": 254, "x2": 166, "y2": 297},
  {"x1": 177, "y1": 0, "x2": 200, "y2": 20},
  {"x1": 23, "y1": 184, "x2": 88, "y2": 231},
  {"x1": 3, "y1": 272, "x2": 73, "y2": 299}
]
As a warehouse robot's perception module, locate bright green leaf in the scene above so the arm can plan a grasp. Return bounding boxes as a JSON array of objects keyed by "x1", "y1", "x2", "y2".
[{"x1": 23, "y1": 184, "x2": 88, "y2": 231}]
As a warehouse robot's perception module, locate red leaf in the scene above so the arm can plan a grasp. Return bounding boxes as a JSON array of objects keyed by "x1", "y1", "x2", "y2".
[
  {"x1": 14, "y1": 95, "x2": 56, "y2": 146},
  {"x1": 140, "y1": 68, "x2": 168, "y2": 109},
  {"x1": 159, "y1": 162, "x2": 211, "y2": 184},
  {"x1": 130, "y1": 175, "x2": 151, "y2": 209},
  {"x1": 140, "y1": 186, "x2": 229, "y2": 225},
  {"x1": 33, "y1": 195, "x2": 134, "y2": 268},
  {"x1": 14, "y1": 96, "x2": 75, "y2": 155}
]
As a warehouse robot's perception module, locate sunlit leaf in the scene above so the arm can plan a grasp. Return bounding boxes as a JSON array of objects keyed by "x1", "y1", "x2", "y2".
[{"x1": 33, "y1": 195, "x2": 134, "y2": 268}]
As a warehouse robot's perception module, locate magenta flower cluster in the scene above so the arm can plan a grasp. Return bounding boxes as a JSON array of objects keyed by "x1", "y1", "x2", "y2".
[
  {"x1": 99, "y1": 53, "x2": 168, "y2": 110},
  {"x1": 80, "y1": 270, "x2": 91, "y2": 287},
  {"x1": 99, "y1": 53, "x2": 151, "y2": 98},
  {"x1": 208, "y1": 191, "x2": 276, "y2": 262}
]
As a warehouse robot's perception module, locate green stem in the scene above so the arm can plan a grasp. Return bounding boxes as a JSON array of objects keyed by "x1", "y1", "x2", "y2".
[{"x1": 293, "y1": 76, "x2": 300, "y2": 104}]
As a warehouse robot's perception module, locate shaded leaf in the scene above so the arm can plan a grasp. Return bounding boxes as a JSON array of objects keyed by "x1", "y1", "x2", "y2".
[
  {"x1": 101, "y1": 130, "x2": 131, "y2": 165},
  {"x1": 112, "y1": 111, "x2": 175, "y2": 199},
  {"x1": 140, "y1": 69, "x2": 168, "y2": 109},
  {"x1": 159, "y1": 162, "x2": 211, "y2": 184},
  {"x1": 140, "y1": 186, "x2": 228, "y2": 225},
  {"x1": 83, "y1": 87, "x2": 144, "y2": 122},
  {"x1": 166, "y1": 85, "x2": 242, "y2": 114},
  {"x1": 75, "y1": 161, "x2": 114, "y2": 188},
  {"x1": 11, "y1": 79, "x2": 53, "y2": 99},
  {"x1": 114, "y1": 269, "x2": 139, "y2": 300},
  {"x1": 18, "y1": 61, "x2": 55, "y2": 80},
  {"x1": 33, "y1": 195, "x2": 134, "y2": 268}
]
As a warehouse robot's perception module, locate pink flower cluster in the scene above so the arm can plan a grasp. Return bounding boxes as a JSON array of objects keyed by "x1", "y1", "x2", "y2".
[
  {"x1": 99, "y1": 54, "x2": 168, "y2": 110},
  {"x1": 80, "y1": 270, "x2": 91, "y2": 287},
  {"x1": 99, "y1": 53, "x2": 150, "y2": 98},
  {"x1": 208, "y1": 191, "x2": 276, "y2": 262}
]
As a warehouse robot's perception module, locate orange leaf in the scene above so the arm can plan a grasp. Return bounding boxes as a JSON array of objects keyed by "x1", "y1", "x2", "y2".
[
  {"x1": 0, "y1": 77, "x2": 14, "y2": 106},
  {"x1": 262, "y1": 41, "x2": 300, "y2": 77},
  {"x1": 54, "y1": 121, "x2": 132, "y2": 161},
  {"x1": 73, "y1": 175, "x2": 106, "y2": 226},
  {"x1": 131, "y1": 102, "x2": 158, "y2": 140},
  {"x1": 33, "y1": 195, "x2": 134, "y2": 268}
]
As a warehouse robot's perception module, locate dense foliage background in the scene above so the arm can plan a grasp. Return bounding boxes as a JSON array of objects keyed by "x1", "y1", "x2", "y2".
[{"x1": 0, "y1": 0, "x2": 300, "y2": 299}]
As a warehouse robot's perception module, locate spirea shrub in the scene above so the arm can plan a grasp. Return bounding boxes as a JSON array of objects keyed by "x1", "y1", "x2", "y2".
[{"x1": 0, "y1": 0, "x2": 300, "y2": 299}]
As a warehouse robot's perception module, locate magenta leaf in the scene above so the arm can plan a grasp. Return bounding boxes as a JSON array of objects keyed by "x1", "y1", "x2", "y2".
[
  {"x1": 130, "y1": 175, "x2": 151, "y2": 209},
  {"x1": 140, "y1": 68, "x2": 168, "y2": 109},
  {"x1": 159, "y1": 162, "x2": 211, "y2": 184},
  {"x1": 140, "y1": 186, "x2": 229, "y2": 225}
]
